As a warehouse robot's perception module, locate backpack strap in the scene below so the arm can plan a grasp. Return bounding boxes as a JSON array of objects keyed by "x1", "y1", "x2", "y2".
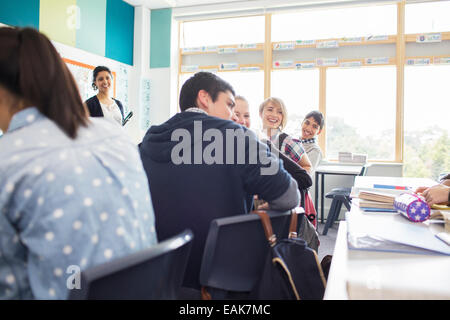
[
  {"x1": 288, "y1": 209, "x2": 298, "y2": 239},
  {"x1": 289, "y1": 207, "x2": 306, "y2": 239},
  {"x1": 278, "y1": 132, "x2": 289, "y2": 151},
  {"x1": 251, "y1": 210, "x2": 277, "y2": 247}
]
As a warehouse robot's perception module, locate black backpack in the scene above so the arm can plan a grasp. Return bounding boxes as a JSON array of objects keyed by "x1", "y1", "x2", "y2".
[
  {"x1": 251, "y1": 209, "x2": 326, "y2": 300},
  {"x1": 270, "y1": 133, "x2": 312, "y2": 191}
]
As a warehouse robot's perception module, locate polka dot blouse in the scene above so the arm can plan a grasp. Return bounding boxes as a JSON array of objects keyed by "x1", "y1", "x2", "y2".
[{"x1": 0, "y1": 107, "x2": 157, "y2": 299}]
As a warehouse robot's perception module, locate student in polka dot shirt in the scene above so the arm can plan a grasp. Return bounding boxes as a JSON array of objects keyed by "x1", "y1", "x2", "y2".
[{"x1": 0, "y1": 27, "x2": 157, "y2": 299}]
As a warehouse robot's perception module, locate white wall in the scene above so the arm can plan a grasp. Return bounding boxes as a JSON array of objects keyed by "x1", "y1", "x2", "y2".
[{"x1": 135, "y1": 6, "x2": 177, "y2": 142}]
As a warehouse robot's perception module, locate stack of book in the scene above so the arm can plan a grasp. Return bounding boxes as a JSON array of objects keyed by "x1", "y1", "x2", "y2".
[{"x1": 353, "y1": 190, "x2": 397, "y2": 212}]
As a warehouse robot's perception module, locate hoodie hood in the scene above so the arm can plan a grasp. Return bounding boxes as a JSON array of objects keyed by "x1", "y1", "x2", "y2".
[{"x1": 139, "y1": 111, "x2": 241, "y2": 163}]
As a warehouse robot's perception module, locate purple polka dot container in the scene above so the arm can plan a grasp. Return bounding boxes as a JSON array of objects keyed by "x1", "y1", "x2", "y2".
[{"x1": 394, "y1": 193, "x2": 431, "y2": 222}]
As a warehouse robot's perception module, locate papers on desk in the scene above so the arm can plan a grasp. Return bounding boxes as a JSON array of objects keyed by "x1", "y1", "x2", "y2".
[
  {"x1": 346, "y1": 209, "x2": 450, "y2": 255},
  {"x1": 350, "y1": 187, "x2": 405, "y2": 198}
]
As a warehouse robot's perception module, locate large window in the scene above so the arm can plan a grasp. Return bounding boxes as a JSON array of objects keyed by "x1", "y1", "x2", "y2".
[
  {"x1": 218, "y1": 71, "x2": 264, "y2": 131},
  {"x1": 326, "y1": 66, "x2": 397, "y2": 161},
  {"x1": 271, "y1": 69, "x2": 319, "y2": 138},
  {"x1": 404, "y1": 65, "x2": 450, "y2": 180},
  {"x1": 177, "y1": 1, "x2": 450, "y2": 169},
  {"x1": 272, "y1": 4, "x2": 397, "y2": 41},
  {"x1": 180, "y1": 16, "x2": 265, "y2": 48},
  {"x1": 406, "y1": 0, "x2": 450, "y2": 34}
]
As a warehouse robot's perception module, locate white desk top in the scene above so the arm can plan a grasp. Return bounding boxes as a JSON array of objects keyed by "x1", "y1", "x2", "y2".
[
  {"x1": 324, "y1": 176, "x2": 450, "y2": 300},
  {"x1": 355, "y1": 176, "x2": 437, "y2": 189},
  {"x1": 316, "y1": 164, "x2": 363, "y2": 175}
]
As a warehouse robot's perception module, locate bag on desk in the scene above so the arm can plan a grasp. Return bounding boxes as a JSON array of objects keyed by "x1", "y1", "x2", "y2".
[{"x1": 251, "y1": 209, "x2": 326, "y2": 300}]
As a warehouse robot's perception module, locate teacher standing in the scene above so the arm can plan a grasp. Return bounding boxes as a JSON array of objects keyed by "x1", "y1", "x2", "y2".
[{"x1": 85, "y1": 66, "x2": 124, "y2": 126}]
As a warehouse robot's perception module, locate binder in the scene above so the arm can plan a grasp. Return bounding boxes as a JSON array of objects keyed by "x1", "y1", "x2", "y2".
[{"x1": 346, "y1": 209, "x2": 450, "y2": 256}]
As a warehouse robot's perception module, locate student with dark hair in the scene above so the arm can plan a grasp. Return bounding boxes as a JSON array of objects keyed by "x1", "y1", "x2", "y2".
[
  {"x1": 139, "y1": 71, "x2": 300, "y2": 291},
  {"x1": 85, "y1": 66, "x2": 125, "y2": 126},
  {"x1": 301, "y1": 110, "x2": 325, "y2": 173},
  {"x1": 0, "y1": 27, "x2": 157, "y2": 299}
]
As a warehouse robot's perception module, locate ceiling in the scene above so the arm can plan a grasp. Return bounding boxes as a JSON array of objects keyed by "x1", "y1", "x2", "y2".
[{"x1": 123, "y1": 0, "x2": 248, "y2": 10}]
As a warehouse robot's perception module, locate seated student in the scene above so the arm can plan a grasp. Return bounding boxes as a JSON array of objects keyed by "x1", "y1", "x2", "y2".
[
  {"x1": 415, "y1": 173, "x2": 450, "y2": 206},
  {"x1": 139, "y1": 72, "x2": 300, "y2": 290},
  {"x1": 233, "y1": 95, "x2": 318, "y2": 251},
  {"x1": 259, "y1": 97, "x2": 313, "y2": 175},
  {"x1": 0, "y1": 27, "x2": 157, "y2": 300},
  {"x1": 234, "y1": 95, "x2": 251, "y2": 128},
  {"x1": 234, "y1": 95, "x2": 312, "y2": 191},
  {"x1": 259, "y1": 98, "x2": 320, "y2": 227},
  {"x1": 300, "y1": 110, "x2": 325, "y2": 174}
]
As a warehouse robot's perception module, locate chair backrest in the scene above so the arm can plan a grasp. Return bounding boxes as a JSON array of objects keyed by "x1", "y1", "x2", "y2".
[
  {"x1": 69, "y1": 229, "x2": 193, "y2": 300},
  {"x1": 199, "y1": 210, "x2": 294, "y2": 294},
  {"x1": 359, "y1": 163, "x2": 371, "y2": 176}
]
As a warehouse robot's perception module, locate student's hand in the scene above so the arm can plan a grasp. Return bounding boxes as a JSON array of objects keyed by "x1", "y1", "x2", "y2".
[
  {"x1": 414, "y1": 186, "x2": 428, "y2": 194},
  {"x1": 257, "y1": 202, "x2": 269, "y2": 210},
  {"x1": 422, "y1": 184, "x2": 450, "y2": 206}
]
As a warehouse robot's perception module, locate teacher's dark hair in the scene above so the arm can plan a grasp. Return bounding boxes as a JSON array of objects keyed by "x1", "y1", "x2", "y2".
[
  {"x1": 92, "y1": 66, "x2": 113, "y2": 90},
  {"x1": 0, "y1": 27, "x2": 88, "y2": 139}
]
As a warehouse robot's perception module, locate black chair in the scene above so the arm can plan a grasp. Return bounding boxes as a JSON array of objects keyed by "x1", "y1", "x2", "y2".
[
  {"x1": 322, "y1": 164, "x2": 370, "y2": 235},
  {"x1": 69, "y1": 229, "x2": 193, "y2": 300},
  {"x1": 199, "y1": 209, "x2": 303, "y2": 299}
]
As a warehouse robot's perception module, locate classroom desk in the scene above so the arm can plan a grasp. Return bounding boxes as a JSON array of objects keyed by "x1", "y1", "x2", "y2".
[
  {"x1": 314, "y1": 164, "x2": 363, "y2": 224},
  {"x1": 324, "y1": 176, "x2": 450, "y2": 300}
]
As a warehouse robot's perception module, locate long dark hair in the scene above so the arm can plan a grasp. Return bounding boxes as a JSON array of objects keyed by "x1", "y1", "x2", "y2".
[{"x1": 0, "y1": 27, "x2": 88, "y2": 139}]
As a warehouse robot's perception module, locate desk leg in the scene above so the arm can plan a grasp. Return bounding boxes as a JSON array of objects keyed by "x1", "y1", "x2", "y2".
[
  {"x1": 314, "y1": 172, "x2": 319, "y2": 211},
  {"x1": 321, "y1": 173, "x2": 325, "y2": 224}
]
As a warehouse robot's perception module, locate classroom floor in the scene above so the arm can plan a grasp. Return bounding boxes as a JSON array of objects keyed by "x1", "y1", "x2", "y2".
[{"x1": 317, "y1": 221, "x2": 338, "y2": 261}]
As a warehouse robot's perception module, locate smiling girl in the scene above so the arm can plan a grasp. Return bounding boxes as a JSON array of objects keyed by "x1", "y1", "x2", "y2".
[{"x1": 259, "y1": 97, "x2": 312, "y2": 174}]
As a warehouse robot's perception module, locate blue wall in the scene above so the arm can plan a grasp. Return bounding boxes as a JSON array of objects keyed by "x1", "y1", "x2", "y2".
[
  {"x1": 0, "y1": 0, "x2": 134, "y2": 66},
  {"x1": 0, "y1": 0, "x2": 39, "y2": 28},
  {"x1": 106, "y1": 0, "x2": 135, "y2": 65},
  {"x1": 150, "y1": 8, "x2": 172, "y2": 68}
]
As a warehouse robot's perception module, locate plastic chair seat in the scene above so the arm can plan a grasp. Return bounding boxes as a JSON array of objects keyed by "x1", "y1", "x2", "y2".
[
  {"x1": 69, "y1": 229, "x2": 193, "y2": 300},
  {"x1": 322, "y1": 164, "x2": 371, "y2": 235},
  {"x1": 325, "y1": 188, "x2": 351, "y2": 198}
]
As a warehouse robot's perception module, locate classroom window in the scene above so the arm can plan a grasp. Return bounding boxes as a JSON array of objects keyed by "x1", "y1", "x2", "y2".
[
  {"x1": 404, "y1": 65, "x2": 450, "y2": 180},
  {"x1": 405, "y1": 0, "x2": 450, "y2": 34},
  {"x1": 218, "y1": 71, "x2": 264, "y2": 131},
  {"x1": 326, "y1": 66, "x2": 397, "y2": 161},
  {"x1": 271, "y1": 4, "x2": 397, "y2": 42},
  {"x1": 180, "y1": 16, "x2": 265, "y2": 48},
  {"x1": 271, "y1": 69, "x2": 319, "y2": 139}
]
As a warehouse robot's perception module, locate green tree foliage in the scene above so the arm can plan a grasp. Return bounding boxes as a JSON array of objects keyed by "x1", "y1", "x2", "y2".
[
  {"x1": 288, "y1": 115, "x2": 450, "y2": 180},
  {"x1": 326, "y1": 116, "x2": 394, "y2": 160},
  {"x1": 404, "y1": 128, "x2": 450, "y2": 180}
]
